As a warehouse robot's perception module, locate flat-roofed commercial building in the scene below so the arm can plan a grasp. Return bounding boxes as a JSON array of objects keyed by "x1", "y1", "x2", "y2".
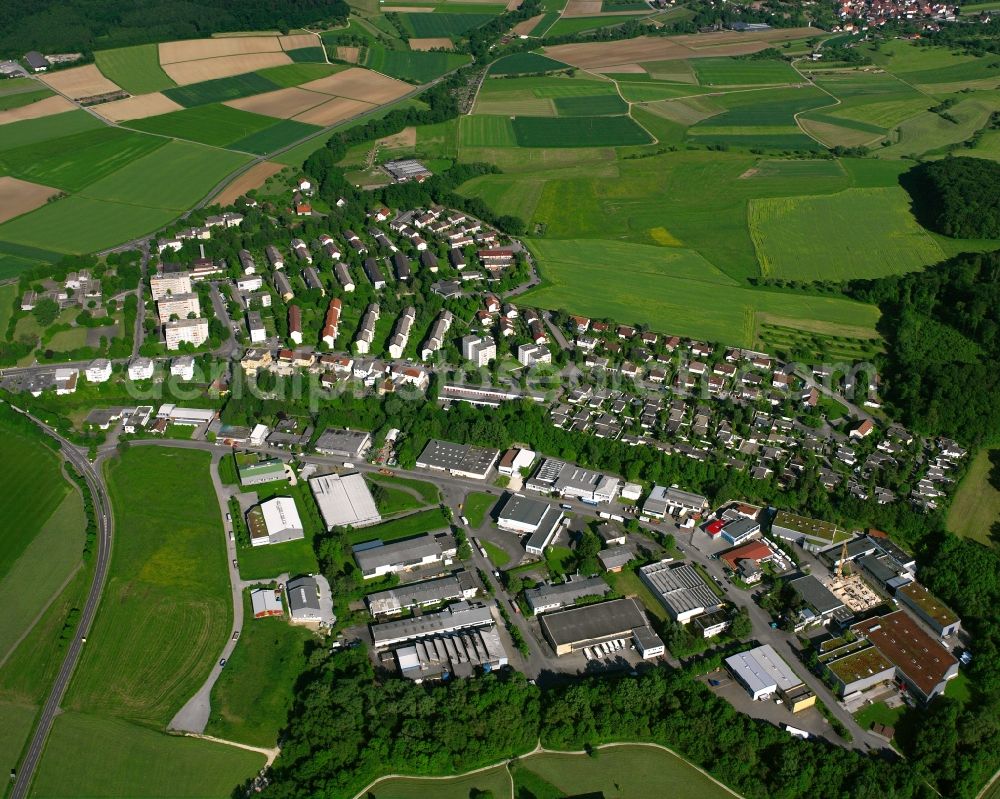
[
  {"x1": 353, "y1": 534, "x2": 444, "y2": 580},
  {"x1": 396, "y1": 626, "x2": 508, "y2": 682},
  {"x1": 247, "y1": 497, "x2": 304, "y2": 546},
  {"x1": 314, "y1": 428, "x2": 372, "y2": 460},
  {"x1": 789, "y1": 574, "x2": 852, "y2": 628},
  {"x1": 725, "y1": 644, "x2": 816, "y2": 711},
  {"x1": 366, "y1": 571, "x2": 476, "y2": 616},
  {"x1": 371, "y1": 601, "x2": 493, "y2": 648},
  {"x1": 639, "y1": 560, "x2": 720, "y2": 624},
  {"x1": 772, "y1": 510, "x2": 846, "y2": 549},
  {"x1": 818, "y1": 639, "x2": 896, "y2": 697},
  {"x1": 525, "y1": 458, "x2": 620, "y2": 504},
  {"x1": 235, "y1": 452, "x2": 287, "y2": 486},
  {"x1": 525, "y1": 576, "x2": 610, "y2": 615},
  {"x1": 641, "y1": 485, "x2": 708, "y2": 518},
  {"x1": 851, "y1": 610, "x2": 960, "y2": 702},
  {"x1": 539, "y1": 597, "x2": 663, "y2": 658},
  {"x1": 250, "y1": 588, "x2": 283, "y2": 618},
  {"x1": 496, "y1": 493, "x2": 565, "y2": 554},
  {"x1": 309, "y1": 472, "x2": 382, "y2": 530},
  {"x1": 896, "y1": 583, "x2": 961, "y2": 637},
  {"x1": 416, "y1": 439, "x2": 499, "y2": 480}
]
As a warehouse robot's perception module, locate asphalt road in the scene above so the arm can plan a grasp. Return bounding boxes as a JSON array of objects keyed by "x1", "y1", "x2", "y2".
[{"x1": 8, "y1": 408, "x2": 114, "y2": 799}]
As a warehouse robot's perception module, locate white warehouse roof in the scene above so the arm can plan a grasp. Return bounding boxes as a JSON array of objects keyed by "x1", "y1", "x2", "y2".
[{"x1": 309, "y1": 472, "x2": 382, "y2": 529}]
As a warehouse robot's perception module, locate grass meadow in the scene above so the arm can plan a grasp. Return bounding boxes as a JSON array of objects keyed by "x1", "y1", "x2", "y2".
[
  {"x1": 748, "y1": 187, "x2": 945, "y2": 280},
  {"x1": 520, "y1": 238, "x2": 880, "y2": 346},
  {"x1": 692, "y1": 57, "x2": 801, "y2": 86},
  {"x1": 463, "y1": 492, "x2": 496, "y2": 527},
  {"x1": 65, "y1": 447, "x2": 232, "y2": 727},
  {"x1": 206, "y1": 592, "x2": 314, "y2": 747},
  {"x1": 543, "y1": 14, "x2": 648, "y2": 37},
  {"x1": 947, "y1": 450, "x2": 1000, "y2": 547},
  {"x1": 33, "y1": 711, "x2": 264, "y2": 798},
  {"x1": 94, "y1": 43, "x2": 176, "y2": 94},
  {"x1": 489, "y1": 52, "x2": 569, "y2": 75},
  {"x1": 369, "y1": 765, "x2": 513, "y2": 799}
]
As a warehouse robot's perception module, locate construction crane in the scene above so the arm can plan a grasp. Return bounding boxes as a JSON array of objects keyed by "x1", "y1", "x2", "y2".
[{"x1": 836, "y1": 540, "x2": 849, "y2": 579}]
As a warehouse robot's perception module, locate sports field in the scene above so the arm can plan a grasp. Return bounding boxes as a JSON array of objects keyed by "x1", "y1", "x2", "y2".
[
  {"x1": 749, "y1": 187, "x2": 945, "y2": 280},
  {"x1": 32, "y1": 711, "x2": 264, "y2": 798},
  {"x1": 65, "y1": 447, "x2": 232, "y2": 727},
  {"x1": 947, "y1": 450, "x2": 1000, "y2": 547},
  {"x1": 206, "y1": 593, "x2": 314, "y2": 746},
  {"x1": 94, "y1": 44, "x2": 177, "y2": 94}
]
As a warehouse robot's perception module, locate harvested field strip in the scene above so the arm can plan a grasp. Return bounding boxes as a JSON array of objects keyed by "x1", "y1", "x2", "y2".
[
  {"x1": 642, "y1": 95, "x2": 724, "y2": 125},
  {"x1": 226, "y1": 87, "x2": 332, "y2": 119},
  {"x1": 299, "y1": 67, "x2": 412, "y2": 103},
  {"x1": 0, "y1": 96, "x2": 76, "y2": 127},
  {"x1": 159, "y1": 36, "x2": 282, "y2": 64},
  {"x1": 211, "y1": 160, "x2": 284, "y2": 205},
  {"x1": 409, "y1": 37, "x2": 456, "y2": 51},
  {"x1": 228, "y1": 119, "x2": 322, "y2": 154},
  {"x1": 292, "y1": 97, "x2": 375, "y2": 126},
  {"x1": 802, "y1": 111, "x2": 886, "y2": 134},
  {"x1": 163, "y1": 72, "x2": 283, "y2": 107},
  {"x1": 512, "y1": 115, "x2": 652, "y2": 146},
  {"x1": 0, "y1": 127, "x2": 167, "y2": 192},
  {"x1": 94, "y1": 92, "x2": 185, "y2": 123},
  {"x1": 94, "y1": 44, "x2": 176, "y2": 94},
  {"x1": 798, "y1": 117, "x2": 885, "y2": 148},
  {"x1": 0, "y1": 110, "x2": 104, "y2": 150},
  {"x1": 279, "y1": 33, "x2": 320, "y2": 51},
  {"x1": 163, "y1": 53, "x2": 292, "y2": 86},
  {"x1": 39, "y1": 64, "x2": 121, "y2": 100},
  {"x1": 126, "y1": 104, "x2": 280, "y2": 148}
]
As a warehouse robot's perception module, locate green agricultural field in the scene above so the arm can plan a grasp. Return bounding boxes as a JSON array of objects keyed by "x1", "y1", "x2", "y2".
[
  {"x1": 163, "y1": 71, "x2": 282, "y2": 108},
  {"x1": 618, "y1": 81, "x2": 706, "y2": 102},
  {"x1": 630, "y1": 105, "x2": 686, "y2": 146},
  {"x1": 0, "y1": 282, "x2": 15, "y2": 332},
  {"x1": 65, "y1": 447, "x2": 232, "y2": 726},
  {"x1": 229, "y1": 118, "x2": 322, "y2": 154},
  {"x1": 512, "y1": 115, "x2": 651, "y2": 146},
  {"x1": 0, "y1": 491, "x2": 84, "y2": 665},
  {"x1": 554, "y1": 93, "x2": 628, "y2": 116},
  {"x1": 520, "y1": 238, "x2": 880, "y2": 346},
  {"x1": 544, "y1": 15, "x2": 647, "y2": 37},
  {"x1": 878, "y1": 95, "x2": 998, "y2": 158},
  {"x1": 0, "y1": 196, "x2": 177, "y2": 254},
  {"x1": 369, "y1": 765, "x2": 513, "y2": 799},
  {"x1": 94, "y1": 43, "x2": 176, "y2": 94},
  {"x1": 526, "y1": 745, "x2": 737, "y2": 798},
  {"x1": 126, "y1": 103, "x2": 280, "y2": 148},
  {"x1": 0, "y1": 126, "x2": 167, "y2": 192},
  {"x1": 489, "y1": 52, "x2": 569, "y2": 75},
  {"x1": 287, "y1": 46, "x2": 328, "y2": 63},
  {"x1": 0, "y1": 426, "x2": 69, "y2": 582},
  {"x1": 0, "y1": 702, "x2": 36, "y2": 790},
  {"x1": 463, "y1": 492, "x2": 496, "y2": 527},
  {"x1": 748, "y1": 187, "x2": 945, "y2": 280},
  {"x1": 947, "y1": 450, "x2": 1000, "y2": 547},
  {"x1": 206, "y1": 593, "x2": 314, "y2": 747},
  {"x1": 460, "y1": 114, "x2": 517, "y2": 146},
  {"x1": 530, "y1": 12, "x2": 560, "y2": 35},
  {"x1": 364, "y1": 45, "x2": 471, "y2": 83},
  {"x1": 692, "y1": 57, "x2": 801, "y2": 86},
  {"x1": 33, "y1": 711, "x2": 264, "y2": 798},
  {"x1": 0, "y1": 110, "x2": 104, "y2": 152},
  {"x1": 0, "y1": 88, "x2": 53, "y2": 111},
  {"x1": 397, "y1": 12, "x2": 497, "y2": 38},
  {"x1": 76, "y1": 139, "x2": 250, "y2": 210},
  {"x1": 256, "y1": 62, "x2": 346, "y2": 88}
]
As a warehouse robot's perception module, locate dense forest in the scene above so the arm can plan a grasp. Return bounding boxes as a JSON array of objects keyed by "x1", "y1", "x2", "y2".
[
  {"x1": 847, "y1": 249, "x2": 1000, "y2": 445},
  {"x1": 905, "y1": 157, "x2": 1000, "y2": 239},
  {"x1": 0, "y1": 0, "x2": 348, "y2": 57}
]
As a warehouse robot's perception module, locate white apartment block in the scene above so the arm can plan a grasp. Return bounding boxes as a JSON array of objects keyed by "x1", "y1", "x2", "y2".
[{"x1": 165, "y1": 318, "x2": 209, "y2": 350}]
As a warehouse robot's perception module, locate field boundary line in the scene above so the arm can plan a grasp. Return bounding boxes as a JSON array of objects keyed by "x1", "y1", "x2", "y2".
[
  {"x1": 0, "y1": 562, "x2": 82, "y2": 669},
  {"x1": 788, "y1": 57, "x2": 842, "y2": 146},
  {"x1": 349, "y1": 741, "x2": 747, "y2": 799}
]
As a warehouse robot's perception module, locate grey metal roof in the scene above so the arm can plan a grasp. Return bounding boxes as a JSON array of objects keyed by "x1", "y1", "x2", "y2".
[
  {"x1": 540, "y1": 597, "x2": 649, "y2": 647},
  {"x1": 287, "y1": 576, "x2": 320, "y2": 612},
  {"x1": 790, "y1": 574, "x2": 845, "y2": 615},
  {"x1": 525, "y1": 577, "x2": 610, "y2": 612},
  {"x1": 639, "y1": 561, "x2": 719, "y2": 618}
]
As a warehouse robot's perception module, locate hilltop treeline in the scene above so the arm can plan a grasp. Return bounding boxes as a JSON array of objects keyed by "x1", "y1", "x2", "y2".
[
  {"x1": 0, "y1": 0, "x2": 348, "y2": 58},
  {"x1": 847, "y1": 249, "x2": 1000, "y2": 445},
  {"x1": 906, "y1": 157, "x2": 1000, "y2": 239}
]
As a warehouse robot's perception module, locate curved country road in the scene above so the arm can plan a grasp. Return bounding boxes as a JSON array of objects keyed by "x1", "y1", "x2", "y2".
[{"x1": 7, "y1": 406, "x2": 114, "y2": 799}]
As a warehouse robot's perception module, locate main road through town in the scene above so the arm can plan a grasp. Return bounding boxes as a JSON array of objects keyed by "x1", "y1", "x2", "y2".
[{"x1": 8, "y1": 406, "x2": 114, "y2": 799}]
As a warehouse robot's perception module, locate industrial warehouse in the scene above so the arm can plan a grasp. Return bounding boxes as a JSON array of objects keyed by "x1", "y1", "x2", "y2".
[{"x1": 539, "y1": 598, "x2": 664, "y2": 659}]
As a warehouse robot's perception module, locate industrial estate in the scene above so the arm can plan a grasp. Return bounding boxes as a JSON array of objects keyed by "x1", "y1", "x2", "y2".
[{"x1": 1, "y1": 0, "x2": 999, "y2": 797}]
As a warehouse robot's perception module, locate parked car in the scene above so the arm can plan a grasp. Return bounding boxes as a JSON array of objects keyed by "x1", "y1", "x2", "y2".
[{"x1": 219, "y1": 658, "x2": 227, "y2": 667}]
